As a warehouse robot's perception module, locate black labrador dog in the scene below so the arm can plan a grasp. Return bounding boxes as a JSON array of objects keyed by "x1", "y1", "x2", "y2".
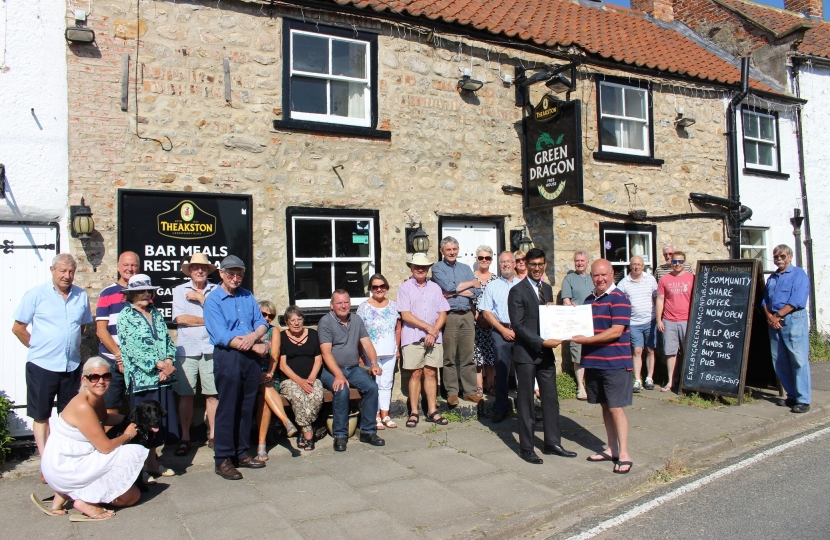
[{"x1": 107, "y1": 400, "x2": 167, "y2": 492}]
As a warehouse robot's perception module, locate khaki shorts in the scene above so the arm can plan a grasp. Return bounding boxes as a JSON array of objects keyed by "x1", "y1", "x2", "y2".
[
  {"x1": 174, "y1": 354, "x2": 216, "y2": 396},
  {"x1": 402, "y1": 343, "x2": 443, "y2": 370}
]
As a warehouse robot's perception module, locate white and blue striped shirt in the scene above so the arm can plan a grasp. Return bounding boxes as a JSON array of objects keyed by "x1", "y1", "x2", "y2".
[
  {"x1": 616, "y1": 272, "x2": 657, "y2": 326},
  {"x1": 478, "y1": 275, "x2": 523, "y2": 323}
]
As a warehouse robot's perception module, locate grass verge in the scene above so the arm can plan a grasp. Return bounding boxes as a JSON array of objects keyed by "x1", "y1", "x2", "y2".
[
  {"x1": 649, "y1": 457, "x2": 695, "y2": 484},
  {"x1": 668, "y1": 391, "x2": 755, "y2": 409},
  {"x1": 810, "y1": 330, "x2": 830, "y2": 362}
]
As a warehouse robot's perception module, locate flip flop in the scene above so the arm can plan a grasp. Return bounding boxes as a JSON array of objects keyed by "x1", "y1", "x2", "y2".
[
  {"x1": 174, "y1": 440, "x2": 191, "y2": 456},
  {"x1": 613, "y1": 461, "x2": 633, "y2": 474},
  {"x1": 586, "y1": 452, "x2": 619, "y2": 463},
  {"x1": 70, "y1": 509, "x2": 116, "y2": 522},
  {"x1": 30, "y1": 493, "x2": 67, "y2": 517}
]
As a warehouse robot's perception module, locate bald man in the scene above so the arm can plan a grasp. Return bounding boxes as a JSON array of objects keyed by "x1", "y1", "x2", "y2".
[
  {"x1": 572, "y1": 259, "x2": 633, "y2": 474},
  {"x1": 96, "y1": 251, "x2": 140, "y2": 414}
]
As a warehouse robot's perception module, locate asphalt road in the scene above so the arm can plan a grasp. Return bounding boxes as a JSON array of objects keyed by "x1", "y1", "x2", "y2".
[{"x1": 553, "y1": 426, "x2": 830, "y2": 540}]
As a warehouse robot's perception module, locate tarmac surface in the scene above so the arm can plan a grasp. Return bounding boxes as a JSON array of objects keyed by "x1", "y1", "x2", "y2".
[{"x1": 1, "y1": 362, "x2": 828, "y2": 540}]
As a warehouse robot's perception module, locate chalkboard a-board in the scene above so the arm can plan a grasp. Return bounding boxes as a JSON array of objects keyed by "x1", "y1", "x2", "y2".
[{"x1": 680, "y1": 260, "x2": 762, "y2": 403}]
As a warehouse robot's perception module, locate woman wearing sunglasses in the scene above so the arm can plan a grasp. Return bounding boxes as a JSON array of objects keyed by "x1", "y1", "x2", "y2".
[
  {"x1": 117, "y1": 274, "x2": 180, "y2": 480},
  {"x1": 357, "y1": 274, "x2": 401, "y2": 429},
  {"x1": 254, "y1": 301, "x2": 297, "y2": 461},
  {"x1": 514, "y1": 250, "x2": 528, "y2": 281},
  {"x1": 37, "y1": 357, "x2": 146, "y2": 521},
  {"x1": 473, "y1": 246, "x2": 497, "y2": 397}
]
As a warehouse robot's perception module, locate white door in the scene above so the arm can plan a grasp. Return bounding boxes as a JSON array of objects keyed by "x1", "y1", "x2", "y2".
[
  {"x1": 0, "y1": 225, "x2": 57, "y2": 436},
  {"x1": 440, "y1": 221, "x2": 500, "y2": 272}
]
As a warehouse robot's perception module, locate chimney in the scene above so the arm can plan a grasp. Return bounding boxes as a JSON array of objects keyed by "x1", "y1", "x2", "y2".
[
  {"x1": 783, "y1": 0, "x2": 823, "y2": 19},
  {"x1": 631, "y1": 0, "x2": 675, "y2": 22}
]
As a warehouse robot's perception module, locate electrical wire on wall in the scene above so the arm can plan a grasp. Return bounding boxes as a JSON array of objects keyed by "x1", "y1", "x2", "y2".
[{"x1": 132, "y1": 0, "x2": 172, "y2": 152}]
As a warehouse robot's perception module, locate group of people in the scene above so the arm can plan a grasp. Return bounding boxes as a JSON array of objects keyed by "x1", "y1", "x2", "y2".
[{"x1": 12, "y1": 236, "x2": 812, "y2": 520}]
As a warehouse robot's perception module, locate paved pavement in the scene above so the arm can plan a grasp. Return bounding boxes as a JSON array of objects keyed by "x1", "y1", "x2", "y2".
[{"x1": 1, "y1": 362, "x2": 828, "y2": 540}]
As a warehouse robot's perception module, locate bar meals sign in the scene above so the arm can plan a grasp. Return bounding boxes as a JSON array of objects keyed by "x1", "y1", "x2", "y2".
[{"x1": 523, "y1": 96, "x2": 584, "y2": 209}]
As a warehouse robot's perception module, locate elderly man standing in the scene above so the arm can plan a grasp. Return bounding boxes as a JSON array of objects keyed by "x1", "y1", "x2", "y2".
[
  {"x1": 172, "y1": 253, "x2": 219, "y2": 456},
  {"x1": 655, "y1": 244, "x2": 693, "y2": 280},
  {"x1": 656, "y1": 250, "x2": 694, "y2": 393},
  {"x1": 479, "y1": 251, "x2": 522, "y2": 423},
  {"x1": 561, "y1": 250, "x2": 593, "y2": 400},
  {"x1": 204, "y1": 255, "x2": 268, "y2": 480},
  {"x1": 398, "y1": 253, "x2": 450, "y2": 428},
  {"x1": 763, "y1": 244, "x2": 811, "y2": 414},
  {"x1": 573, "y1": 259, "x2": 633, "y2": 474},
  {"x1": 508, "y1": 248, "x2": 576, "y2": 464},
  {"x1": 12, "y1": 254, "x2": 93, "y2": 462},
  {"x1": 96, "y1": 251, "x2": 140, "y2": 415},
  {"x1": 616, "y1": 255, "x2": 658, "y2": 392},
  {"x1": 431, "y1": 236, "x2": 482, "y2": 405},
  {"x1": 318, "y1": 289, "x2": 384, "y2": 452}
]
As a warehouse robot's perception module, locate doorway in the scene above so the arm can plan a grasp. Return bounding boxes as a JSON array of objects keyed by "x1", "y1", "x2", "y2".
[{"x1": 438, "y1": 218, "x2": 503, "y2": 272}]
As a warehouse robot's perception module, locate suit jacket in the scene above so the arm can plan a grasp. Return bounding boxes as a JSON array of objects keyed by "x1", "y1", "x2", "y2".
[{"x1": 508, "y1": 278, "x2": 554, "y2": 365}]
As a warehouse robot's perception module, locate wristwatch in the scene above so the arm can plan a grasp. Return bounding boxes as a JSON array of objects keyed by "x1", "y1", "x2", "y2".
[{"x1": 775, "y1": 311, "x2": 784, "y2": 319}]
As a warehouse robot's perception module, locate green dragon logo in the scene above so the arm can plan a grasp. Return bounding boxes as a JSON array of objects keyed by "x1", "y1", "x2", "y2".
[{"x1": 535, "y1": 132, "x2": 566, "y2": 199}]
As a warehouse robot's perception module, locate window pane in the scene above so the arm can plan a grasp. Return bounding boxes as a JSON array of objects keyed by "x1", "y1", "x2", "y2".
[
  {"x1": 330, "y1": 81, "x2": 366, "y2": 119},
  {"x1": 600, "y1": 118, "x2": 620, "y2": 147},
  {"x1": 759, "y1": 116, "x2": 775, "y2": 142},
  {"x1": 334, "y1": 220, "x2": 371, "y2": 257},
  {"x1": 601, "y1": 84, "x2": 623, "y2": 116},
  {"x1": 604, "y1": 232, "x2": 628, "y2": 263},
  {"x1": 624, "y1": 88, "x2": 646, "y2": 119},
  {"x1": 293, "y1": 33, "x2": 329, "y2": 74},
  {"x1": 741, "y1": 248, "x2": 766, "y2": 261},
  {"x1": 331, "y1": 40, "x2": 366, "y2": 78},
  {"x1": 612, "y1": 264, "x2": 626, "y2": 284},
  {"x1": 741, "y1": 229, "x2": 765, "y2": 246},
  {"x1": 334, "y1": 262, "x2": 370, "y2": 298},
  {"x1": 630, "y1": 234, "x2": 649, "y2": 262},
  {"x1": 294, "y1": 262, "x2": 332, "y2": 300},
  {"x1": 295, "y1": 219, "x2": 332, "y2": 258},
  {"x1": 290, "y1": 77, "x2": 327, "y2": 114},
  {"x1": 743, "y1": 112, "x2": 759, "y2": 138},
  {"x1": 744, "y1": 141, "x2": 758, "y2": 165},
  {"x1": 758, "y1": 143, "x2": 774, "y2": 167},
  {"x1": 621, "y1": 119, "x2": 645, "y2": 150}
]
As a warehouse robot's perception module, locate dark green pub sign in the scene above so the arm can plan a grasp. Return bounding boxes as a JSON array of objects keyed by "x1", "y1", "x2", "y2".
[{"x1": 522, "y1": 96, "x2": 584, "y2": 209}]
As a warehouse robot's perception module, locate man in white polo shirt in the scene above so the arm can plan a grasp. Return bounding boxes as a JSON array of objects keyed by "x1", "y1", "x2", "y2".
[{"x1": 616, "y1": 256, "x2": 658, "y2": 392}]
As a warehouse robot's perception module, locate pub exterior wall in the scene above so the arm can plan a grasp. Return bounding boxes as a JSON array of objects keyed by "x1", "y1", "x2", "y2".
[{"x1": 66, "y1": 0, "x2": 729, "y2": 317}]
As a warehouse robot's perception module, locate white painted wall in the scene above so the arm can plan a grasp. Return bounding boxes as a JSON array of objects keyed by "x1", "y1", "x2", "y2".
[
  {"x1": 0, "y1": 0, "x2": 70, "y2": 230},
  {"x1": 736, "y1": 100, "x2": 803, "y2": 275},
  {"x1": 797, "y1": 63, "x2": 830, "y2": 332}
]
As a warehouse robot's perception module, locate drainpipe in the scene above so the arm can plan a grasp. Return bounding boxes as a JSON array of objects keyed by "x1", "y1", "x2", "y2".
[
  {"x1": 726, "y1": 57, "x2": 751, "y2": 259},
  {"x1": 790, "y1": 59, "x2": 818, "y2": 330}
]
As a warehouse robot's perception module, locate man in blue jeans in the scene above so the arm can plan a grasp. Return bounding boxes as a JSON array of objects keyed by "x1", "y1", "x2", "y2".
[
  {"x1": 318, "y1": 289, "x2": 384, "y2": 451},
  {"x1": 763, "y1": 244, "x2": 811, "y2": 414}
]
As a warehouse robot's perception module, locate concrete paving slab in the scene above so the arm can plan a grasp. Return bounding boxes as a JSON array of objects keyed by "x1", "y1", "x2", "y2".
[
  {"x1": 303, "y1": 450, "x2": 416, "y2": 488},
  {"x1": 182, "y1": 502, "x2": 301, "y2": 540},
  {"x1": 356, "y1": 476, "x2": 478, "y2": 528},
  {"x1": 438, "y1": 424, "x2": 519, "y2": 455},
  {"x1": 255, "y1": 474, "x2": 373, "y2": 520},
  {"x1": 293, "y1": 509, "x2": 419, "y2": 540},
  {"x1": 388, "y1": 446, "x2": 498, "y2": 482},
  {"x1": 76, "y1": 502, "x2": 190, "y2": 540},
  {"x1": 164, "y1": 469, "x2": 265, "y2": 514},
  {"x1": 452, "y1": 472, "x2": 562, "y2": 514}
]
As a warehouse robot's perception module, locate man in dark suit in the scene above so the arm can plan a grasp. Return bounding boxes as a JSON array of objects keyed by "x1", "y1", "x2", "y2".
[{"x1": 508, "y1": 248, "x2": 577, "y2": 464}]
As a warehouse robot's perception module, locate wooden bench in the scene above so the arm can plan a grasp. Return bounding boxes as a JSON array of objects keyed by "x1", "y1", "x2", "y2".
[{"x1": 278, "y1": 388, "x2": 361, "y2": 407}]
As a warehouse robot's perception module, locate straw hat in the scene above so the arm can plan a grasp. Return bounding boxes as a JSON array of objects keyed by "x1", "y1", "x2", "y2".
[
  {"x1": 406, "y1": 253, "x2": 435, "y2": 267},
  {"x1": 181, "y1": 253, "x2": 218, "y2": 276}
]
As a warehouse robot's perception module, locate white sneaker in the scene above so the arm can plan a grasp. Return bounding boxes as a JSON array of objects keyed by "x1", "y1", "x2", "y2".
[
  {"x1": 633, "y1": 380, "x2": 643, "y2": 393},
  {"x1": 644, "y1": 377, "x2": 655, "y2": 390}
]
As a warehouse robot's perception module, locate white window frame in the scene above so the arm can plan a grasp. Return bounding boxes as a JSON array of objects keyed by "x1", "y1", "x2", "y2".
[
  {"x1": 291, "y1": 216, "x2": 376, "y2": 308},
  {"x1": 598, "y1": 81, "x2": 650, "y2": 157},
  {"x1": 742, "y1": 109, "x2": 778, "y2": 172},
  {"x1": 740, "y1": 227, "x2": 770, "y2": 271},
  {"x1": 289, "y1": 29, "x2": 372, "y2": 128},
  {"x1": 602, "y1": 228, "x2": 654, "y2": 278}
]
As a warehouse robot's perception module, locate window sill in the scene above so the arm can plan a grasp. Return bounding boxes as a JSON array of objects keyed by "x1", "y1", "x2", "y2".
[
  {"x1": 273, "y1": 119, "x2": 392, "y2": 140},
  {"x1": 592, "y1": 151, "x2": 664, "y2": 166},
  {"x1": 743, "y1": 168, "x2": 790, "y2": 180}
]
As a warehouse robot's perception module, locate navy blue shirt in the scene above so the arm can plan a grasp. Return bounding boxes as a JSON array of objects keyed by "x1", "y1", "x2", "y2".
[
  {"x1": 203, "y1": 286, "x2": 267, "y2": 347},
  {"x1": 762, "y1": 264, "x2": 810, "y2": 313}
]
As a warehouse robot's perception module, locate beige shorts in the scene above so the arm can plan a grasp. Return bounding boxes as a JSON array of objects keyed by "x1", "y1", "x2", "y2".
[{"x1": 402, "y1": 343, "x2": 443, "y2": 370}]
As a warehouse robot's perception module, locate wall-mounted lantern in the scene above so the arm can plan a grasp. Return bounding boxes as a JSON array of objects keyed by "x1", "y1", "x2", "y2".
[
  {"x1": 406, "y1": 222, "x2": 430, "y2": 254},
  {"x1": 70, "y1": 197, "x2": 95, "y2": 240}
]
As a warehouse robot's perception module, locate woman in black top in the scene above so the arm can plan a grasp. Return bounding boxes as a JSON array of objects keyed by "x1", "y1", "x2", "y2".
[{"x1": 278, "y1": 306, "x2": 324, "y2": 450}]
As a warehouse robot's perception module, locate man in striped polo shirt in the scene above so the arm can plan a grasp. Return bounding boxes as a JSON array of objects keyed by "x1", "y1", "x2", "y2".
[
  {"x1": 616, "y1": 255, "x2": 658, "y2": 392},
  {"x1": 572, "y1": 259, "x2": 633, "y2": 474}
]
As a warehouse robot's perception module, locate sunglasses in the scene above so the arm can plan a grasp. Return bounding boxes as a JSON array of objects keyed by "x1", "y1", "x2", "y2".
[
  {"x1": 515, "y1": 258, "x2": 526, "y2": 264},
  {"x1": 671, "y1": 259, "x2": 686, "y2": 265},
  {"x1": 773, "y1": 254, "x2": 788, "y2": 260},
  {"x1": 224, "y1": 271, "x2": 244, "y2": 280},
  {"x1": 477, "y1": 256, "x2": 493, "y2": 261},
  {"x1": 85, "y1": 373, "x2": 113, "y2": 384},
  {"x1": 261, "y1": 311, "x2": 275, "y2": 319},
  {"x1": 370, "y1": 284, "x2": 388, "y2": 291}
]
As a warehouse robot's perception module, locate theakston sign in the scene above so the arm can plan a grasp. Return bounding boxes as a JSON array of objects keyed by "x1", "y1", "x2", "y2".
[
  {"x1": 523, "y1": 96, "x2": 584, "y2": 209},
  {"x1": 118, "y1": 189, "x2": 253, "y2": 324}
]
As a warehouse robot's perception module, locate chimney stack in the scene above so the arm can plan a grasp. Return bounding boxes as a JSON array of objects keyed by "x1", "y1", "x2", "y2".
[
  {"x1": 631, "y1": 0, "x2": 675, "y2": 22},
  {"x1": 783, "y1": 0, "x2": 823, "y2": 19}
]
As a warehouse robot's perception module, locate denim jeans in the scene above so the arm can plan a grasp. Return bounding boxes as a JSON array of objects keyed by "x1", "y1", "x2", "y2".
[
  {"x1": 768, "y1": 309, "x2": 811, "y2": 404},
  {"x1": 321, "y1": 366, "x2": 378, "y2": 438}
]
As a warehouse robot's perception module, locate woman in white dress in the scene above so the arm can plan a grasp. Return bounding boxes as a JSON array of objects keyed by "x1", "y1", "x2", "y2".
[{"x1": 36, "y1": 357, "x2": 147, "y2": 521}]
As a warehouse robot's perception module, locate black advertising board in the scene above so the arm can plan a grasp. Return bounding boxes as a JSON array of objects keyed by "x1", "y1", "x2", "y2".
[
  {"x1": 523, "y1": 96, "x2": 584, "y2": 209},
  {"x1": 118, "y1": 190, "x2": 253, "y2": 324},
  {"x1": 680, "y1": 260, "x2": 773, "y2": 402}
]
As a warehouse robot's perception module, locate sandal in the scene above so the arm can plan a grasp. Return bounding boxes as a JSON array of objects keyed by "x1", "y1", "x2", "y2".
[
  {"x1": 174, "y1": 440, "x2": 191, "y2": 456},
  {"x1": 256, "y1": 443, "x2": 268, "y2": 462},
  {"x1": 297, "y1": 434, "x2": 307, "y2": 449},
  {"x1": 283, "y1": 421, "x2": 298, "y2": 438},
  {"x1": 376, "y1": 416, "x2": 386, "y2": 430},
  {"x1": 586, "y1": 452, "x2": 619, "y2": 462},
  {"x1": 613, "y1": 461, "x2": 633, "y2": 474},
  {"x1": 381, "y1": 416, "x2": 397, "y2": 429},
  {"x1": 69, "y1": 509, "x2": 115, "y2": 522},
  {"x1": 476, "y1": 386, "x2": 484, "y2": 398},
  {"x1": 405, "y1": 413, "x2": 419, "y2": 428},
  {"x1": 30, "y1": 493, "x2": 68, "y2": 517},
  {"x1": 425, "y1": 411, "x2": 449, "y2": 425},
  {"x1": 303, "y1": 438, "x2": 315, "y2": 451}
]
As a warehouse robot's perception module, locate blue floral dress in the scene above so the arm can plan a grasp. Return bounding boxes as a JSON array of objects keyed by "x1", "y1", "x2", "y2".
[
  {"x1": 473, "y1": 274, "x2": 497, "y2": 366},
  {"x1": 356, "y1": 300, "x2": 399, "y2": 357}
]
